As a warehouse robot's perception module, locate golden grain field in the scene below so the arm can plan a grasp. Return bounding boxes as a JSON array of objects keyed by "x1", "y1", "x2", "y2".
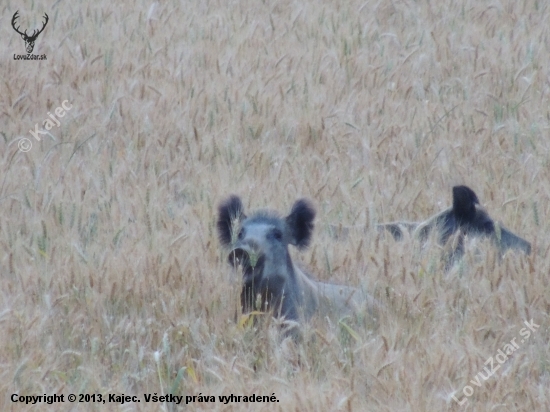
[{"x1": 1, "y1": 0, "x2": 549, "y2": 410}]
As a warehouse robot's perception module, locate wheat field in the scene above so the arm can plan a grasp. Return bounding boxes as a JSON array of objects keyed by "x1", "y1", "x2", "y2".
[{"x1": 1, "y1": 0, "x2": 549, "y2": 410}]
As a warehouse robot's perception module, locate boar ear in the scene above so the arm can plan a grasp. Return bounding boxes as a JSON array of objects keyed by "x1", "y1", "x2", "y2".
[
  {"x1": 452, "y1": 185, "x2": 479, "y2": 223},
  {"x1": 286, "y1": 199, "x2": 315, "y2": 249},
  {"x1": 217, "y1": 195, "x2": 245, "y2": 246}
]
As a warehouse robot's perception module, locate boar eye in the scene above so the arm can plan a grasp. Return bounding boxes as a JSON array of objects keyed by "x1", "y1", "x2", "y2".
[
  {"x1": 272, "y1": 229, "x2": 283, "y2": 241},
  {"x1": 237, "y1": 228, "x2": 245, "y2": 240}
]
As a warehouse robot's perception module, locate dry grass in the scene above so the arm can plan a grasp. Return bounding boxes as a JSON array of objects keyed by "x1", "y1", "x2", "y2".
[{"x1": 1, "y1": 0, "x2": 549, "y2": 410}]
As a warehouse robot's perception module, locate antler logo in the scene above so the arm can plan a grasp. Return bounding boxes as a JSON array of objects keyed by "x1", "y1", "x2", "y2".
[{"x1": 12, "y1": 11, "x2": 49, "y2": 54}]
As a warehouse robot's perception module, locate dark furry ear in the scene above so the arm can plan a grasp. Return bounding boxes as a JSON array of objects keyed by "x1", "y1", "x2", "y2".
[
  {"x1": 452, "y1": 186, "x2": 479, "y2": 222},
  {"x1": 217, "y1": 195, "x2": 245, "y2": 246},
  {"x1": 285, "y1": 199, "x2": 315, "y2": 249}
]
